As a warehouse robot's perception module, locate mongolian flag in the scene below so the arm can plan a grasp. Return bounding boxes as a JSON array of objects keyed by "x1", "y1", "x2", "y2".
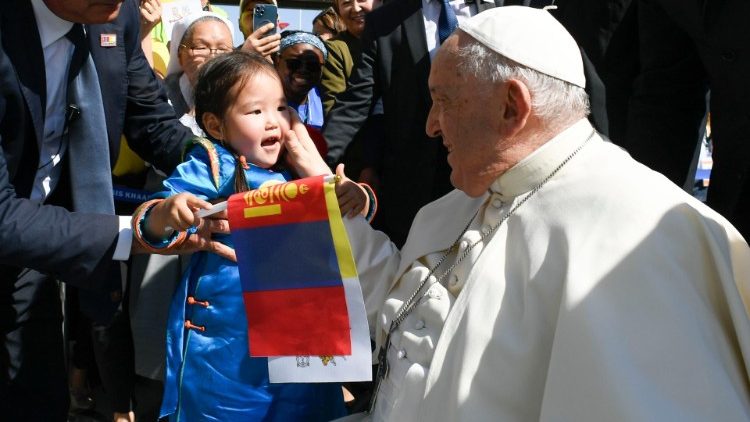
[{"x1": 228, "y1": 175, "x2": 355, "y2": 357}]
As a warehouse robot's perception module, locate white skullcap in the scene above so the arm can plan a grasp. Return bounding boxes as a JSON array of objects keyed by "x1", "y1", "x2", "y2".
[
  {"x1": 166, "y1": 11, "x2": 236, "y2": 77},
  {"x1": 458, "y1": 6, "x2": 585, "y2": 88}
]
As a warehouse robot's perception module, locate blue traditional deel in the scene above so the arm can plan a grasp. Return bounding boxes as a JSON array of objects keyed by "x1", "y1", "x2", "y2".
[{"x1": 155, "y1": 139, "x2": 346, "y2": 421}]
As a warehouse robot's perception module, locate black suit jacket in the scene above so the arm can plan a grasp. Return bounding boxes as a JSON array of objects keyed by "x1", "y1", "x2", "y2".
[
  {"x1": 323, "y1": 0, "x2": 503, "y2": 246},
  {"x1": 0, "y1": 0, "x2": 191, "y2": 288},
  {"x1": 625, "y1": 0, "x2": 750, "y2": 239}
]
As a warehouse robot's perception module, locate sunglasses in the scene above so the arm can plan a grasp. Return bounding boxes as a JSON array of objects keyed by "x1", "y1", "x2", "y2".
[{"x1": 284, "y1": 57, "x2": 323, "y2": 72}]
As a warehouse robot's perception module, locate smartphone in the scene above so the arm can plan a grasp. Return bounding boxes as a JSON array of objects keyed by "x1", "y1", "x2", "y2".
[{"x1": 253, "y1": 4, "x2": 278, "y2": 36}]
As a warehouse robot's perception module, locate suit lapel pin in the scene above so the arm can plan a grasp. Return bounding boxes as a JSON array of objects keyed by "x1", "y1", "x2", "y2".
[{"x1": 100, "y1": 33, "x2": 117, "y2": 47}]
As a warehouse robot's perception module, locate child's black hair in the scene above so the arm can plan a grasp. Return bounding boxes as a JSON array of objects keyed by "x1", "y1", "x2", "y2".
[{"x1": 194, "y1": 51, "x2": 282, "y2": 193}]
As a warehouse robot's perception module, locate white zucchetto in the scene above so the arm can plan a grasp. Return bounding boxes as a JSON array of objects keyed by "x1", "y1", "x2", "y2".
[{"x1": 458, "y1": 6, "x2": 586, "y2": 88}]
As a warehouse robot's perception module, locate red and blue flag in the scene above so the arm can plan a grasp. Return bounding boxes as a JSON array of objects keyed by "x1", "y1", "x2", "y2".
[{"x1": 228, "y1": 175, "x2": 355, "y2": 357}]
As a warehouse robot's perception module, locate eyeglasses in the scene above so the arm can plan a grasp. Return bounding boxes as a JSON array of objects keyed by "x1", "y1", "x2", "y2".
[
  {"x1": 284, "y1": 57, "x2": 323, "y2": 72},
  {"x1": 180, "y1": 44, "x2": 233, "y2": 58}
]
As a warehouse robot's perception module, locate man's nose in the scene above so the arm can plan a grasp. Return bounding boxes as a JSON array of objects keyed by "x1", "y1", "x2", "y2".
[{"x1": 425, "y1": 106, "x2": 441, "y2": 138}]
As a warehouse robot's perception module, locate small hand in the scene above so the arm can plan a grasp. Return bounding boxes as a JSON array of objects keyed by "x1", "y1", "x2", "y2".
[
  {"x1": 283, "y1": 110, "x2": 332, "y2": 177},
  {"x1": 147, "y1": 192, "x2": 211, "y2": 236},
  {"x1": 139, "y1": 0, "x2": 162, "y2": 35},
  {"x1": 335, "y1": 164, "x2": 369, "y2": 219},
  {"x1": 240, "y1": 23, "x2": 281, "y2": 59}
]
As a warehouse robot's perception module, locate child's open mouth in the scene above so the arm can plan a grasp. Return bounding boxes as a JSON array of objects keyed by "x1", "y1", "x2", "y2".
[{"x1": 261, "y1": 137, "x2": 279, "y2": 147}]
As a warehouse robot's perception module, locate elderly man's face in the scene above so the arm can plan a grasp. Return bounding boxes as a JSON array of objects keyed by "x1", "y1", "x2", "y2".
[
  {"x1": 426, "y1": 34, "x2": 508, "y2": 197},
  {"x1": 45, "y1": 0, "x2": 123, "y2": 24}
]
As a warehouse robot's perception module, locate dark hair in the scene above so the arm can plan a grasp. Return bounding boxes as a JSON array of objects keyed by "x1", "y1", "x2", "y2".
[
  {"x1": 194, "y1": 51, "x2": 281, "y2": 193},
  {"x1": 312, "y1": 7, "x2": 346, "y2": 35}
]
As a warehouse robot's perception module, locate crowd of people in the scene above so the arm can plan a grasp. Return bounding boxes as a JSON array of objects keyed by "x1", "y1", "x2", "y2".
[{"x1": 1, "y1": 0, "x2": 750, "y2": 421}]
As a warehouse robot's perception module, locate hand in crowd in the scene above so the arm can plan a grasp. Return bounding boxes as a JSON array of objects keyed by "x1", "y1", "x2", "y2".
[
  {"x1": 139, "y1": 0, "x2": 162, "y2": 38},
  {"x1": 283, "y1": 111, "x2": 332, "y2": 177},
  {"x1": 335, "y1": 164, "x2": 370, "y2": 219},
  {"x1": 136, "y1": 193, "x2": 236, "y2": 262},
  {"x1": 240, "y1": 23, "x2": 281, "y2": 60},
  {"x1": 176, "y1": 209, "x2": 236, "y2": 262},
  {"x1": 146, "y1": 192, "x2": 211, "y2": 235}
]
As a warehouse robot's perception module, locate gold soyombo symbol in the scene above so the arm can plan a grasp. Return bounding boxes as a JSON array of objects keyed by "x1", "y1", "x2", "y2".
[{"x1": 243, "y1": 181, "x2": 309, "y2": 218}]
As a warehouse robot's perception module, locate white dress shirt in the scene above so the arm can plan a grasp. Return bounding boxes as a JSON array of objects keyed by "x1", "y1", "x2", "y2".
[
  {"x1": 30, "y1": 0, "x2": 131, "y2": 260},
  {"x1": 422, "y1": 0, "x2": 486, "y2": 60},
  {"x1": 30, "y1": 0, "x2": 73, "y2": 202}
]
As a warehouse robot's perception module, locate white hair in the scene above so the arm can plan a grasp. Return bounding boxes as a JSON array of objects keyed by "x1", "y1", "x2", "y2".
[{"x1": 454, "y1": 36, "x2": 590, "y2": 127}]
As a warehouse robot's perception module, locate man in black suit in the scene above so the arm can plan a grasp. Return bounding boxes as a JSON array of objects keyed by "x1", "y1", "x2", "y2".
[
  {"x1": 0, "y1": 0, "x2": 223, "y2": 419},
  {"x1": 624, "y1": 0, "x2": 750, "y2": 240},
  {"x1": 323, "y1": 0, "x2": 505, "y2": 247}
]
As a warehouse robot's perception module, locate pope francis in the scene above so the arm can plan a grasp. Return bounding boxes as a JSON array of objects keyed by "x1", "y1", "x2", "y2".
[{"x1": 338, "y1": 6, "x2": 750, "y2": 422}]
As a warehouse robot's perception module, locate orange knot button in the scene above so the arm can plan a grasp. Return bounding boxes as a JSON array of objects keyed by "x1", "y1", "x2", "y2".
[
  {"x1": 184, "y1": 320, "x2": 206, "y2": 332},
  {"x1": 187, "y1": 296, "x2": 210, "y2": 307}
]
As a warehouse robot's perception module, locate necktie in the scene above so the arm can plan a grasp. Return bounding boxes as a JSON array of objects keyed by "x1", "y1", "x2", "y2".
[
  {"x1": 438, "y1": 0, "x2": 458, "y2": 44},
  {"x1": 65, "y1": 24, "x2": 115, "y2": 214},
  {"x1": 66, "y1": 24, "x2": 121, "y2": 324}
]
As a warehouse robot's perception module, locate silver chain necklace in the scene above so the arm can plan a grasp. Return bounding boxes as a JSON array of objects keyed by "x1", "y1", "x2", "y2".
[{"x1": 369, "y1": 130, "x2": 595, "y2": 413}]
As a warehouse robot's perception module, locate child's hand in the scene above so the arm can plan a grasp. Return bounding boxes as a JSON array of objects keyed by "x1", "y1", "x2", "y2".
[
  {"x1": 145, "y1": 193, "x2": 212, "y2": 239},
  {"x1": 335, "y1": 164, "x2": 369, "y2": 219}
]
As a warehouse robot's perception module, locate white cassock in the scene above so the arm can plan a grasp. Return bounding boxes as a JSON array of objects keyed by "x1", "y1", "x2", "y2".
[{"x1": 344, "y1": 119, "x2": 750, "y2": 421}]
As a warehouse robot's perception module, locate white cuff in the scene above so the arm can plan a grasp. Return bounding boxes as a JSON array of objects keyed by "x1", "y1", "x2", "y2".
[{"x1": 112, "y1": 216, "x2": 133, "y2": 261}]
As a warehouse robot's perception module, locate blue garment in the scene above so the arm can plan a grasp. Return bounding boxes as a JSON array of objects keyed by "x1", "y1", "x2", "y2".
[
  {"x1": 291, "y1": 86, "x2": 325, "y2": 131},
  {"x1": 157, "y1": 142, "x2": 346, "y2": 421}
]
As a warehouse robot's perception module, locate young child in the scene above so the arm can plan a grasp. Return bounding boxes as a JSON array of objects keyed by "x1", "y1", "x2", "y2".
[{"x1": 132, "y1": 51, "x2": 374, "y2": 421}]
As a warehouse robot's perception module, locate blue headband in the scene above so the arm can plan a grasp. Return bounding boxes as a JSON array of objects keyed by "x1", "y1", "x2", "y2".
[{"x1": 279, "y1": 32, "x2": 328, "y2": 61}]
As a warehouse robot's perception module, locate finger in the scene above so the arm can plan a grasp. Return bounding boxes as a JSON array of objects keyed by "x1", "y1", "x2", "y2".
[
  {"x1": 283, "y1": 129, "x2": 302, "y2": 157},
  {"x1": 334, "y1": 175, "x2": 350, "y2": 196},
  {"x1": 210, "y1": 242, "x2": 237, "y2": 262},
  {"x1": 335, "y1": 163, "x2": 346, "y2": 181},
  {"x1": 349, "y1": 202, "x2": 364, "y2": 218},
  {"x1": 185, "y1": 195, "x2": 212, "y2": 211},
  {"x1": 176, "y1": 207, "x2": 196, "y2": 230},
  {"x1": 203, "y1": 217, "x2": 231, "y2": 235},
  {"x1": 253, "y1": 22, "x2": 275, "y2": 38},
  {"x1": 335, "y1": 183, "x2": 352, "y2": 200},
  {"x1": 338, "y1": 192, "x2": 356, "y2": 211},
  {"x1": 289, "y1": 115, "x2": 317, "y2": 152},
  {"x1": 255, "y1": 36, "x2": 273, "y2": 47},
  {"x1": 256, "y1": 33, "x2": 281, "y2": 47},
  {"x1": 257, "y1": 45, "x2": 280, "y2": 58}
]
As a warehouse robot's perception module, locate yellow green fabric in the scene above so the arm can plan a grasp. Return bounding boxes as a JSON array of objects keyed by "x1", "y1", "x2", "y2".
[{"x1": 320, "y1": 31, "x2": 361, "y2": 116}]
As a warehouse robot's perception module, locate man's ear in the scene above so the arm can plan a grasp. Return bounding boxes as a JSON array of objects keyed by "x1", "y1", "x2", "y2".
[
  {"x1": 202, "y1": 112, "x2": 223, "y2": 140},
  {"x1": 502, "y1": 79, "x2": 532, "y2": 136}
]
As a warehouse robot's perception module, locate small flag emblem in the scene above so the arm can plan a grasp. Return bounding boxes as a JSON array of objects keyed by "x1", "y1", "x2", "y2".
[{"x1": 100, "y1": 34, "x2": 117, "y2": 47}]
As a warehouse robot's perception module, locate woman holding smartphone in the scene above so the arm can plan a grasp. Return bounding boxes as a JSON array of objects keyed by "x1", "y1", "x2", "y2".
[{"x1": 238, "y1": 0, "x2": 282, "y2": 61}]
